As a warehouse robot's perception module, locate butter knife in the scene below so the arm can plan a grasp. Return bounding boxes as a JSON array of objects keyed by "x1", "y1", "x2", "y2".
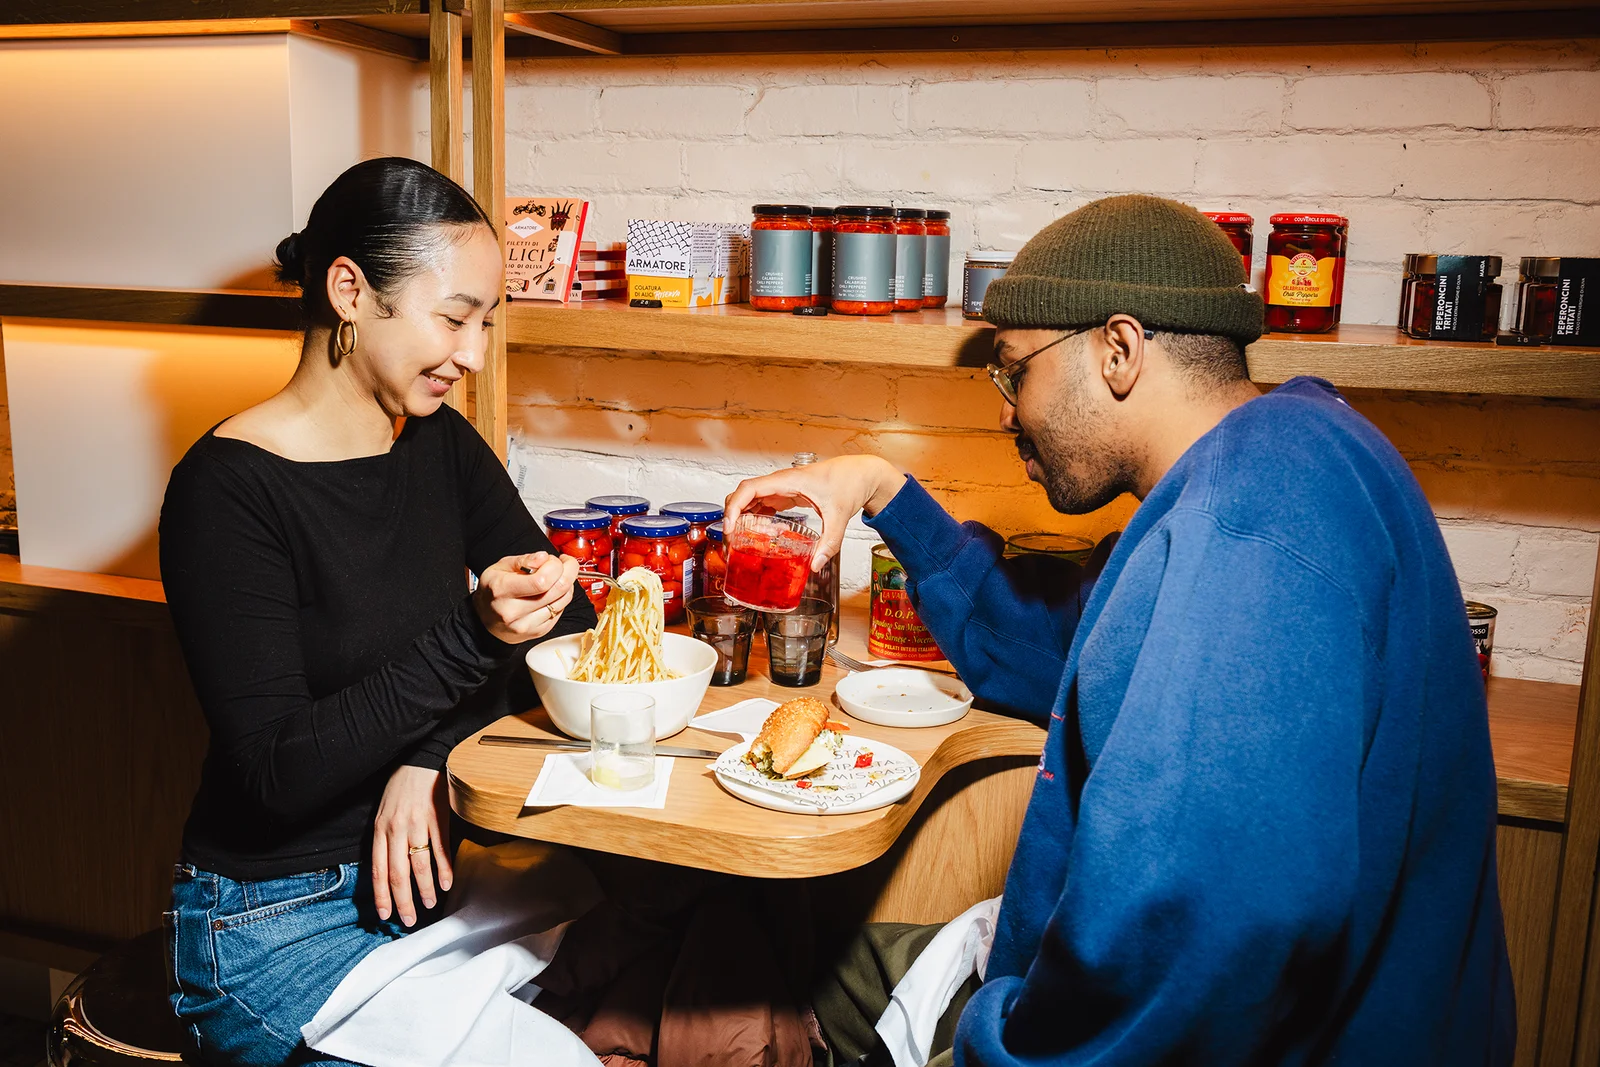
[{"x1": 478, "y1": 735, "x2": 724, "y2": 759}]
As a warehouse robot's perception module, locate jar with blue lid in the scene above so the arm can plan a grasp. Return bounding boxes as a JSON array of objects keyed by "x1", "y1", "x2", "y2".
[
  {"x1": 620, "y1": 514, "x2": 693, "y2": 622},
  {"x1": 660, "y1": 501, "x2": 724, "y2": 601}
]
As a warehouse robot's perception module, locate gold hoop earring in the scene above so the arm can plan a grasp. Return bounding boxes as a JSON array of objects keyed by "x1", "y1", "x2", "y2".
[{"x1": 334, "y1": 319, "x2": 357, "y2": 361}]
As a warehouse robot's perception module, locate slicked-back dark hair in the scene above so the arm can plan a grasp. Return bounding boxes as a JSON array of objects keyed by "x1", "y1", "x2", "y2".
[{"x1": 274, "y1": 156, "x2": 494, "y2": 324}]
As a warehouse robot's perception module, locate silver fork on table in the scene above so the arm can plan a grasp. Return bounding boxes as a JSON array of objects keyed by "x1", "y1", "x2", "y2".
[{"x1": 825, "y1": 645, "x2": 960, "y2": 677}]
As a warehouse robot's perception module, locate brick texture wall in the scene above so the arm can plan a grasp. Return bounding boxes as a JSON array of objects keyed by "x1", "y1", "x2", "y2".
[{"x1": 478, "y1": 39, "x2": 1600, "y2": 684}]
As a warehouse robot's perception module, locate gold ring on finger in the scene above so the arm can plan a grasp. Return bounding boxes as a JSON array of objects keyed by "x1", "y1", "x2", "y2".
[{"x1": 408, "y1": 844, "x2": 431, "y2": 855}]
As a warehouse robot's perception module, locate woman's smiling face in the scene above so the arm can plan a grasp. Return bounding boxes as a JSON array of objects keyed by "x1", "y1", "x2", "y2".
[{"x1": 340, "y1": 223, "x2": 503, "y2": 419}]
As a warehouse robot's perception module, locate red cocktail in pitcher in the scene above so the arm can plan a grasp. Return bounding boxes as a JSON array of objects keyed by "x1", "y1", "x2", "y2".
[{"x1": 721, "y1": 513, "x2": 820, "y2": 613}]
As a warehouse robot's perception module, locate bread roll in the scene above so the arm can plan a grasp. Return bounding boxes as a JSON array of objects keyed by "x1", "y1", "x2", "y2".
[{"x1": 751, "y1": 696, "x2": 831, "y2": 777}]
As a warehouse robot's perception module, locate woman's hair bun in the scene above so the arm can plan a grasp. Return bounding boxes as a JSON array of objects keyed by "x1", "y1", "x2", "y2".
[{"x1": 274, "y1": 231, "x2": 305, "y2": 284}]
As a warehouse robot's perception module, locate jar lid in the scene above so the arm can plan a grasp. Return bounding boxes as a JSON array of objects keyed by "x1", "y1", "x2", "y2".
[
  {"x1": 835, "y1": 205, "x2": 896, "y2": 219},
  {"x1": 1269, "y1": 213, "x2": 1345, "y2": 227},
  {"x1": 621, "y1": 515, "x2": 690, "y2": 538},
  {"x1": 966, "y1": 250, "x2": 1018, "y2": 266},
  {"x1": 752, "y1": 204, "x2": 812, "y2": 217},
  {"x1": 1005, "y1": 532, "x2": 1095, "y2": 560},
  {"x1": 1203, "y1": 212, "x2": 1253, "y2": 225},
  {"x1": 1520, "y1": 256, "x2": 1563, "y2": 276},
  {"x1": 924, "y1": 209, "x2": 951, "y2": 220},
  {"x1": 706, "y1": 520, "x2": 725, "y2": 542},
  {"x1": 660, "y1": 501, "x2": 724, "y2": 523},
  {"x1": 775, "y1": 509, "x2": 810, "y2": 523},
  {"x1": 586, "y1": 495, "x2": 650, "y2": 516},
  {"x1": 1465, "y1": 600, "x2": 1498, "y2": 620},
  {"x1": 544, "y1": 508, "x2": 611, "y2": 531},
  {"x1": 809, "y1": 206, "x2": 836, "y2": 216},
  {"x1": 892, "y1": 207, "x2": 927, "y2": 219}
]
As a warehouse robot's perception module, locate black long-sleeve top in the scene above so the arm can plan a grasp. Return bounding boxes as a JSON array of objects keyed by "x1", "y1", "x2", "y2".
[{"x1": 158, "y1": 405, "x2": 595, "y2": 880}]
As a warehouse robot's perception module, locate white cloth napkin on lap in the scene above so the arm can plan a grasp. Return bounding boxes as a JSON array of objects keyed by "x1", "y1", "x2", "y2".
[
  {"x1": 689, "y1": 698, "x2": 780, "y2": 741},
  {"x1": 302, "y1": 840, "x2": 604, "y2": 1067},
  {"x1": 874, "y1": 896, "x2": 1002, "y2": 1067},
  {"x1": 524, "y1": 753, "x2": 675, "y2": 809}
]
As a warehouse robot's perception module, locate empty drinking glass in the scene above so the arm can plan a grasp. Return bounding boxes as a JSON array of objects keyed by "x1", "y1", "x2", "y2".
[
  {"x1": 765, "y1": 597, "x2": 832, "y2": 687},
  {"x1": 686, "y1": 596, "x2": 758, "y2": 686},
  {"x1": 589, "y1": 691, "x2": 656, "y2": 790}
]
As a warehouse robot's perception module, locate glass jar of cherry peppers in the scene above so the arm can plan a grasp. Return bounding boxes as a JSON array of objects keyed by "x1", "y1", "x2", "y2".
[
  {"x1": 702, "y1": 521, "x2": 729, "y2": 600},
  {"x1": 1264, "y1": 214, "x2": 1344, "y2": 334},
  {"x1": 659, "y1": 501, "x2": 723, "y2": 600},
  {"x1": 544, "y1": 509, "x2": 615, "y2": 612},
  {"x1": 619, "y1": 515, "x2": 693, "y2": 623},
  {"x1": 585, "y1": 495, "x2": 649, "y2": 574},
  {"x1": 1202, "y1": 212, "x2": 1253, "y2": 281}
]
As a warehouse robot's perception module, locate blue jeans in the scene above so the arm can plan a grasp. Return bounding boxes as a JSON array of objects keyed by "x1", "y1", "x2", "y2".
[{"x1": 167, "y1": 862, "x2": 407, "y2": 1066}]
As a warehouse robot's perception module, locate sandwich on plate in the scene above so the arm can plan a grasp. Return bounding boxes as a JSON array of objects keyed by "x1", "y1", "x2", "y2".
[{"x1": 746, "y1": 696, "x2": 849, "y2": 780}]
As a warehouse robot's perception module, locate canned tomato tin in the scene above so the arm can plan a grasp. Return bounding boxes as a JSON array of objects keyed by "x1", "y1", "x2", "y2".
[
  {"x1": 1466, "y1": 601, "x2": 1497, "y2": 682},
  {"x1": 868, "y1": 544, "x2": 943, "y2": 662},
  {"x1": 1005, "y1": 532, "x2": 1095, "y2": 565}
]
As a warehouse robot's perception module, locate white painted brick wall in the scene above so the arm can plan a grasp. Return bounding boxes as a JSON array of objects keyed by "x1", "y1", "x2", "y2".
[{"x1": 456, "y1": 40, "x2": 1600, "y2": 682}]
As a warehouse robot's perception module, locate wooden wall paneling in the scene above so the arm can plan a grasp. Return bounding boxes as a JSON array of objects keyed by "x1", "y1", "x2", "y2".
[
  {"x1": 430, "y1": 1, "x2": 467, "y2": 415},
  {"x1": 472, "y1": 0, "x2": 508, "y2": 461},
  {"x1": 1499, "y1": 820, "x2": 1566, "y2": 1067},
  {"x1": 1539, "y1": 543, "x2": 1600, "y2": 1066},
  {"x1": 0, "y1": 606, "x2": 206, "y2": 945}
]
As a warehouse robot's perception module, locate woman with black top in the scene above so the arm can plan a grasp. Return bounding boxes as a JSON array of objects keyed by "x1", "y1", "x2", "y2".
[{"x1": 158, "y1": 157, "x2": 596, "y2": 1066}]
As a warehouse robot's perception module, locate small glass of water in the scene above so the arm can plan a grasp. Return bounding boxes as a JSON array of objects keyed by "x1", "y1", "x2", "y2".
[{"x1": 589, "y1": 691, "x2": 656, "y2": 790}]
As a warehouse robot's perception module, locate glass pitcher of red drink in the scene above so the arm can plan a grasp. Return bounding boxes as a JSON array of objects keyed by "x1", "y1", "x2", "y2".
[{"x1": 721, "y1": 513, "x2": 820, "y2": 613}]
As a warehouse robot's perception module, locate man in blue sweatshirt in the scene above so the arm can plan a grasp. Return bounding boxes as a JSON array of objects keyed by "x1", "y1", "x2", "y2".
[{"x1": 727, "y1": 195, "x2": 1514, "y2": 1065}]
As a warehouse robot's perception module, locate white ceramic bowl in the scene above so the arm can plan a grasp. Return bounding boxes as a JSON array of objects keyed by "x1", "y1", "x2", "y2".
[{"x1": 525, "y1": 632, "x2": 718, "y2": 740}]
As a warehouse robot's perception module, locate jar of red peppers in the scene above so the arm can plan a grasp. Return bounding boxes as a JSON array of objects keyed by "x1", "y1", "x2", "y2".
[
  {"x1": 1514, "y1": 257, "x2": 1561, "y2": 341},
  {"x1": 1264, "y1": 214, "x2": 1344, "y2": 333},
  {"x1": 1202, "y1": 212, "x2": 1253, "y2": 281},
  {"x1": 544, "y1": 508, "x2": 615, "y2": 612},
  {"x1": 809, "y1": 207, "x2": 834, "y2": 308},
  {"x1": 750, "y1": 204, "x2": 813, "y2": 312},
  {"x1": 922, "y1": 209, "x2": 951, "y2": 308},
  {"x1": 659, "y1": 500, "x2": 723, "y2": 600},
  {"x1": 619, "y1": 515, "x2": 694, "y2": 623},
  {"x1": 585, "y1": 495, "x2": 649, "y2": 574},
  {"x1": 892, "y1": 207, "x2": 927, "y2": 312},
  {"x1": 702, "y1": 520, "x2": 728, "y2": 600},
  {"x1": 1332, "y1": 216, "x2": 1350, "y2": 324},
  {"x1": 831, "y1": 206, "x2": 896, "y2": 315},
  {"x1": 1402, "y1": 255, "x2": 1502, "y2": 340}
]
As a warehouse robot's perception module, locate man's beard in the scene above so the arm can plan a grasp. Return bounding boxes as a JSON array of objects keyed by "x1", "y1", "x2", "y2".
[{"x1": 1015, "y1": 369, "x2": 1135, "y2": 515}]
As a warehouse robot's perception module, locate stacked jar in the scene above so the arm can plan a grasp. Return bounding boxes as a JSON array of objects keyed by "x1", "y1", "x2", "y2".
[
  {"x1": 1264, "y1": 214, "x2": 1345, "y2": 334},
  {"x1": 922, "y1": 210, "x2": 952, "y2": 308},
  {"x1": 585, "y1": 495, "x2": 649, "y2": 574},
  {"x1": 750, "y1": 204, "x2": 814, "y2": 312},
  {"x1": 544, "y1": 509, "x2": 615, "y2": 612},
  {"x1": 702, "y1": 520, "x2": 728, "y2": 600},
  {"x1": 831, "y1": 206, "x2": 897, "y2": 315},
  {"x1": 809, "y1": 207, "x2": 834, "y2": 308},
  {"x1": 659, "y1": 501, "x2": 723, "y2": 601},
  {"x1": 1202, "y1": 212, "x2": 1253, "y2": 282},
  {"x1": 619, "y1": 515, "x2": 693, "y2": 623},
  {"x1": 892, "y1": 208, "x2": 927, "y2": 311},
  {"x1": 1400, "y1": 255, "x2": 1502, "y2": 340}
]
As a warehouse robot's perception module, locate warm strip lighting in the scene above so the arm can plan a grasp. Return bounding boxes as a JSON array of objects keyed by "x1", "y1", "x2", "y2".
[{"x1": 0, "y1": 19, "x2": 294, "y2": 40}]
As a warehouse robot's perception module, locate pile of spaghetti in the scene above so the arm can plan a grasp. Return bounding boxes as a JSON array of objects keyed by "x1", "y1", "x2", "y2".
[{"x1": 568, "y1": 567, "x2": 679, "y2": 683}]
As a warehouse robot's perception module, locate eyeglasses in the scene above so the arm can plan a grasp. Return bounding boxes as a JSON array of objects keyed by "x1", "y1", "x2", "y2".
[{"x1": 986, "y1": 326, "x2": 1155, "y2": 406}]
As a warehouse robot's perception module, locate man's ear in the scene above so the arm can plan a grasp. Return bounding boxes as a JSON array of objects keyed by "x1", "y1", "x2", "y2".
[{"x1": 1100, "y1": 315, "x2": 1148, "y2": 399}]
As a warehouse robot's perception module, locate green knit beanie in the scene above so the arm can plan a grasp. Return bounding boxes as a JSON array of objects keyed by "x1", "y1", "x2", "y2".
[{"x1": 982, "y1": 194, "x2": 1264, "y2": 346}]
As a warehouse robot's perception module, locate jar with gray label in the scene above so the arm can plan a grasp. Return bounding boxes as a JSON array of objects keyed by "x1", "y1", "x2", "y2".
[
  {"x1": 809, "y1": 207, "x2": 834, "y2": 308},
  {"x1": 892, "y1": 207, "x2": 927, "y2": 311},
  {"x1": 750, "y1": 204, "x2": 813, "y2": 311},
  {"x1": 922, "y1": 209, "x2": 951, "y2": 308},
  {"x1": 831, "y1": 205, "x2": 896, "y2": 315},
  {"x1": 963, "y1": 251, "x2": 1016, "y2": 320}
]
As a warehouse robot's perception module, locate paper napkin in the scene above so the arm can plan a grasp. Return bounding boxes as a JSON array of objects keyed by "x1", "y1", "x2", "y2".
[
  {"x1": 523, "y1": 753, "x2": 674, "y2": 809},
  {"x1": 689, "y1": 698, "x2": 780, "y2": 741}
]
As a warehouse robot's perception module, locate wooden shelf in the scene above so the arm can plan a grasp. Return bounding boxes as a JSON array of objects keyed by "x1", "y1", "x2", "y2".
[
  {"x1": 504, "y1": 300, "x2": 1600, "y2": 399},
  {"x1": 1490, "y1": 675, "x2": 1581, "y2": 823},
  {"x1": 6, "y1": 2, "x2": 1597, "y2": 56},
  {"x1": 0, "y1": 283, "x2": 300, "y2": 332}
]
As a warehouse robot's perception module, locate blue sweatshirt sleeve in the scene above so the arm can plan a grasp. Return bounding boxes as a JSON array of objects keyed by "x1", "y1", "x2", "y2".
[
  {"x1": 866, "y1": 477, "x2": 1098, "y2": 725},
  {"x1": 957, "y1": 514, "x2": 1370, "y2": 1066}
]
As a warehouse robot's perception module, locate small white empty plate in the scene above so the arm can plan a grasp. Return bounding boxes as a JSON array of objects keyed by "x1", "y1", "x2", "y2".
[{"x1": 834, "y1": 668, "x2": 973, "y2": 728}]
